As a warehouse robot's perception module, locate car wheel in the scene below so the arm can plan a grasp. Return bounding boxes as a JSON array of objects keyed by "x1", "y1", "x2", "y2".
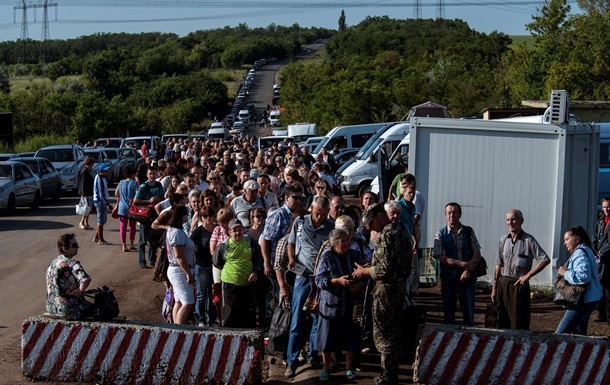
[
  {"x1": 30, "y1": 191, "x2": 41, "y2": 210},
  {"x1": 52, "y1": 184, "x2": 61, "y2": 201},
  {"x1": 6, "y1": 194, "x2": 16, "y2": 214},
  {"x1": 357, "y1": 181, "x2": 372, "y2": 198}
]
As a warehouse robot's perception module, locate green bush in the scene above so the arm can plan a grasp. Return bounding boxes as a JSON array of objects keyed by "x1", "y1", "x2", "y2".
[{"x1": 14, "y1": 133, "x2": 75, "y2": 153}]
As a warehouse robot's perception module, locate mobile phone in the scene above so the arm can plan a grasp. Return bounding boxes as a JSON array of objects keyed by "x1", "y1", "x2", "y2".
[{"x1": 292, "y1": 263, "x2": 306, "y2": 275}]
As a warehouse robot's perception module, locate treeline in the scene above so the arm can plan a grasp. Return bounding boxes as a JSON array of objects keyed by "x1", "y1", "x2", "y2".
[
  {"x1": 0, "y1": 24, "x2": 332, "y2": 145},
  {"x1": 280, "y1": 2, "x2": 610, "y2": 131}
]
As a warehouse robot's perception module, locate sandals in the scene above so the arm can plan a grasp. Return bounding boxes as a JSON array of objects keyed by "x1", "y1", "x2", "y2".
[
  {"x1": 319, "y1": 371, "x2": 330, "y2": 382},
  {"x1": 98, "y1": 241, "x2": 112, "y2": 245},
  {"x1": 346, "y1": 370, "x2": 357, "y2": 380},
  {"x1": 130, "y1": 245, "x2": 137, "y2": 251}
]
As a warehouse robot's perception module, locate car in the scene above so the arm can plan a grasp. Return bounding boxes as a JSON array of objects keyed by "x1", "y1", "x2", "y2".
[
  {"x1": 0, "y1": 153, "x2": 19, "y2": 161},
  {"x1": 35, "y1": 144, "x2": 86, "y2": 192},
  {"x1": 237, "y1": 91, "x2": 247, "y2": 100},
  {"x1": 84, "y1": 149, "x2": 117, "y2": 184},
  {"x1": 17, "y1": 157, "x2": 61, "y2": 201},
  {"x1": 334, "y1": 148, "x2": 359, "y2": 166},
  {"x1": 232, "y1": 121, "x2": 246, "y2": 132},
  {"x1": 94, "y1": 137, "x2": 124, "y2": 148},
  {"x1": 17, "y1": 152, "x2": 36, "y2": 158},
  {"x1": 118, "y1": 147, "x2": 140, "y2": 170},
  {"x1": 120, "y1": 136, "x2": 159, "y2": 158},
  {"x1": 0, "y1": 160, "x2": 42, "y2": 212},
  {"x1": 100, "y1": 148, "x2": 124, "y2": 181}
]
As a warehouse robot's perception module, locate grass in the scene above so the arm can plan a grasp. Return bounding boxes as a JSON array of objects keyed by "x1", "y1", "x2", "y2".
[{"x1": 10, "y1": 76, "x2": 52, "y2": 92}]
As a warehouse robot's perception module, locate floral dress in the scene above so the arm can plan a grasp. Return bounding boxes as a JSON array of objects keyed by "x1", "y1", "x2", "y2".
[{"x1": 46, "y1": 255, "x2": 92, "y2": 319}]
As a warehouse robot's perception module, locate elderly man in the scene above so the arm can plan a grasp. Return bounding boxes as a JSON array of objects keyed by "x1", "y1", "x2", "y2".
[
  {"x1": 352, "y1": 203, "x2": 412, "y2": 385},
  {"x1": 329, "y1": 195, "x2": 345, "y2": 222},
  {"x1": 384, "y1": 200, "x2": 401, "y2": 224},
  {"x1": 284, "y1": 196, "x2": 334, "y2": 378},
  {"x1": 229, "y1": 180, "x2": 266, "y2": 227},
  {"x1": 433, "y1": 202, "x2": 482, "y2": 326},
  {"x1": 492, "y1": 209, "x2": 550, "y2": 330}
]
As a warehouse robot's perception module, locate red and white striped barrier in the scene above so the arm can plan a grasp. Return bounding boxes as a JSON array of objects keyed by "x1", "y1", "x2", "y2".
[
  {"x1": 21, "y1": 316, "x2": 263, "y2": 385},
  {"x1": 413, "y1": 324, "x2": 610, "y2": 385}
]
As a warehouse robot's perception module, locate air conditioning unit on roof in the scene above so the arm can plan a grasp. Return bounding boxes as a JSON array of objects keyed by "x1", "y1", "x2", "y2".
[{"x1": 549, "y1": 90, "x2": 569, "y2": 124}]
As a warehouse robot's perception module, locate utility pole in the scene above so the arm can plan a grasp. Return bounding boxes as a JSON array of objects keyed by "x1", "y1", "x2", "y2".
[
  {"x1": 413, "y1": 0, "x2": 422, "y2": 19},
  {"x1": 437, "y1": 0, "x2": 446, "y2": 19},
  {"x1": 40, "y1": 0, "x2": 50, "y2": 62},
  {"x1": 14, "y1": 0, "x2": 28, "y2": 63},
  {"x1": 14, "y1": 1, "x2": 58, "y2": 63}
]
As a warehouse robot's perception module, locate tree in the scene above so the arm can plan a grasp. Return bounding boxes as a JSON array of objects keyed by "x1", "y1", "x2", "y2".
[
  {"x1": 0, "y1": 66, "x2": 10, "y2": 94},
  {"x1": 339, "y1": 10, "x2": 347, "y2": 32},
  {"x1": 527, "y1": 0, "x2": 572, "y2": 61}
]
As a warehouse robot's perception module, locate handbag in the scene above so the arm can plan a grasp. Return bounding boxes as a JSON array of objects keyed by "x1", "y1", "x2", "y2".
[
  {"x1": 128, "y1": 202, "x2": 156, "y2": 224},
  {"x1": 475, "y1": 257, "x2": 488, "y2": 277},
  {"x1": 553, "y1": 276, "x2": 587, "y2": 306},
  {"x1": 75, "y1": 197, "x2": 91, "y2": 216},
  {"x1": 302, "y1": 276, "x2": 320, "y2": 313},
  {"x1": 110, "y1": 203, "x2": 119, "y2": 219},
  {"x1": 266, "y1": 298, "x2": 291, "y2": 357},
  {"x1": 84, "y1": 286, "x2": 120, "y2": 321}
]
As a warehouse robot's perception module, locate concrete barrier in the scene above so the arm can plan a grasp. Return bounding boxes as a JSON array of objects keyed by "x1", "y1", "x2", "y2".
[
  {"x1": 413, "y1": 324, "x2": 610, "y2": 385},
  {"x1": 21, "y1": 316, "x2": 263, "y2": 384}
]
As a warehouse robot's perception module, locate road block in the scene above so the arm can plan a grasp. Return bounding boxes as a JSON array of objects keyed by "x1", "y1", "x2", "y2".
[
  {"x1": 413, "y1": 324, "x2": 610, "y2": 385},
  {"x1": 21, "y1": 316, "x2": 263, "y2": 385}
]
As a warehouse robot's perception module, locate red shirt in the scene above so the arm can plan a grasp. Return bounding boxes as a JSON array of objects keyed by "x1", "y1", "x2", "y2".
[{"x1": 141, "y1": 144, "x2": 148, "y2": 158}]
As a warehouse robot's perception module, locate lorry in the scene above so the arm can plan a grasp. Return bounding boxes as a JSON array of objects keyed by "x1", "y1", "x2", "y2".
[
  {"x1": 372, "y1": 100, "x2": 599, "y2": 286},
  {"x1": 287, "y1": 123, "x2": 318, "y2": 143}
]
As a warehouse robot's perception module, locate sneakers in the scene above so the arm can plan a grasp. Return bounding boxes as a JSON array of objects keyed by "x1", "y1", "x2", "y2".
[{"x1": 284, "y1": 364, "x2": 296, "y2": 378}]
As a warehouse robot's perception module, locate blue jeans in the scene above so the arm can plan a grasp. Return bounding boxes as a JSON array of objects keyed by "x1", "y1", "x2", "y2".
[
  {"x1": 195, "y1": 265, "x2": 216, "y2": 324},
  {"x1": 286, "y1": 275, "x2": 318, "y2": 367},
  {"x1": 138, "y1": 223, "x2": 156, "y2": 266},
  {"x1": 556, "y1": 301, "x2": 597, "y2": 335},
  {"x1": 441, "y1": 276, "x2": 476, "y2": 326}
]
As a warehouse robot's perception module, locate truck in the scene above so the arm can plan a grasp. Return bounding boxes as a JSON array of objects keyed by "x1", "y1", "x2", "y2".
[
  {"x1": 287, "y1": 123, "x2": 318, "y2": 143},
  {"x1": 372, "y1": 111, "x2": 599, "y2": 287}
]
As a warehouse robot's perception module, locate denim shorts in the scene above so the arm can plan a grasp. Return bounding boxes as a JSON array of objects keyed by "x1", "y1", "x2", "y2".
[{"x1": 95, "y1": 202, "x2": 108, "y2": 225}]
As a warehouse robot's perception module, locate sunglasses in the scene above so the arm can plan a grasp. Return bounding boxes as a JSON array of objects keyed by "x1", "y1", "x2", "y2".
[
  {"x1": 290, "y1": 195, "x2": 303, "y2": 201},
  {"x1": 69, "y1": 243, "x2": 79, "y2": 248},
  {"x1": 316, "y1": 186, "x2": 325, "y2": 190}
]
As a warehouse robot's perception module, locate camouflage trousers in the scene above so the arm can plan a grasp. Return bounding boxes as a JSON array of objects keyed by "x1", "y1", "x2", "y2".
[{"x1": 372, "y1": 283, "x2": 405, "y2": 382}]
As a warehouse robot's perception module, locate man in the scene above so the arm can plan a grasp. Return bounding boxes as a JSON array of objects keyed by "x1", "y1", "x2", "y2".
[
  {"x1": 140, "y1": 141, "x2": 149, "y2": 159},
  {"x1": 352, "y1": 203, "x2": 412, "y2": 385},
  {"x1": 387, "y1": 163, "x2": 409, "y2": 202},
  {"x1": 190, "y1": 166, "x2": 210, "y2": 191},
  {"x1": 222, "y1": 150, "x2": 236, "y2": 176},
  {"x1": 384, "y1": 200, "x2": 401, "y2": 224},
  {"x1": 257, "y1": 174, "x2": 279, "y2": 213},
  {"x1": 183, "y1": 172, "x2": 198, "y2": 193},
  {"x1": 397, "y1": 178, "x2": 419, "y2": 297},
  {"x1": 593, "y1": 197, "x2": 610, "y2": 323},
  {"x1": 238, "y1": 169, "x2": 251, "y2": 185},
  {"x1": 284, "y1": 196, "x2": 334, "y2": 378},
  {"x1": 329, "y1": 194, "x2": 345, "y2": 222},
  {"x1": 301, "y1": 146, "x2": 316, "y2": 168},
  {"x1": 433, "y1": 202, "x2": 482, "y2": 326},
  {"x1": 133, "y1": 166, "x2": 165, "y2": 268},
  {"x1": 491, "y1": 209, "x2": 550, "y2": 330},
  {"x1": 230, "y1": 180, "x2": 265, "y2": 227}
]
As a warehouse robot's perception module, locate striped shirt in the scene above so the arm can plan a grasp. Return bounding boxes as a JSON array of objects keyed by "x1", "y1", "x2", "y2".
[{"x1": 93, "y1": 174, "x2": 109, "y2": 206}]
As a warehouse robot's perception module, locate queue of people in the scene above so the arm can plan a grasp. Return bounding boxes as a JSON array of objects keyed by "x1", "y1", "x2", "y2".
[{"x1": 43, "y1": 133, "x2": 609, "y2": 384}]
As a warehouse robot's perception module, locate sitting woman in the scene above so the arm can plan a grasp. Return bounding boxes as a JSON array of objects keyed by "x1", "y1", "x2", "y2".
[
  {"x1": 315, "y1": 228, "x2": 367, "y2": 382},
  {"x1": 46, "y1": 233, "x2": 93, "y2": 320},
  {"x1": 212, "y1": 219, "x2": 263, "y2": 328}
]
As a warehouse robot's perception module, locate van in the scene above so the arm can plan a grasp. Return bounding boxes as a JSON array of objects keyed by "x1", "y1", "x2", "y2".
[
  {"x1": 258, "y1": 136, "x2": 290, "y2": 150},
  {"x1": 238, "y1": 110, "x2": 251, "y2": 125},
  {"x1": 208, "y1": 127, "x2": 229, "y2": 140},
  {"x1": 313, "y1": 123, "x2": 385, "y2": 155},
  {"x1": 287, "y1": 123, "x2": 318, "y2": 143},
  {"x1": 338, "y1": 123, "x2": 409, "y2": 196},
  {"x1": 370, "y1": 133, "x2": 411, "y2": 199},
  {"x1": 120, "y1": 136, "x2": 159, "y2": 158},
  {"x1": 269, "y1": 110, "x2": 281, "y2": 126}
]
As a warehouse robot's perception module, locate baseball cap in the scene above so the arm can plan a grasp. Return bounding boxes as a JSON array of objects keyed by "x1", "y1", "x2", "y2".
[
  {"x1": 362, "y1": 203, "x2": 385, "y2": 226},
  {"x1": 244, "y1": 180, "x2": 260, "y2": 190},
  {"x1": 98, "y1": 163, "x2": 110, "y2": 171},
  {"x1": 250, "y1": 169, "x2": 260, "y2": 179},
  {"x1": 228, "y1": 218, "x2": 243, "y2": 230},
  {"x1": 236, "y1": 153, "x2": 244, "y2": 160}
]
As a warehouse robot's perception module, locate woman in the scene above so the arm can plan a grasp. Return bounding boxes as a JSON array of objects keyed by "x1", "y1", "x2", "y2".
[
  {"x1": 592, "y1": 197, "x2": 610, "y2": 323},
  {"x1": 78, "y1": 157, "x2": 95, "y2": 230},
  {"x1": 166, "y1": 205, "x2": 196, "y2": 324},
  {"x1": 360, "y1": 191, "x2": 379, "y2": 211},
  {"x1": 164, "y1": 175, "x2": 181, "y2": 199},
  {"x1": 212, "y1": 219, "x2": 262, "y2": 328},
  {"x1": 190, "y1": 206, "x2": 218, "y2": 326},
  {"x1": 315, "y1": 228, "x2": 366, "y2": 381},
  {"x1": 190, "y1": 189, "x2": 222, "y2": 234},
  {"x1": 555, "y1": 226, "x2": 603, "y2": 335},
  {"x1": 115, "y1": 166, "x2": 138, "y2": 252},
  {"x1": 306, "y1": 179, "x2": 330, "y2": 210},
  {"x1": 248, "y1": 207, "x2": 267, "y2": 242},
  {"x1": 46, "y1": 233, "x2": 93, "y2": 320},
  {"x1": 92, "y1": 163, "x2": 113, "y2": 245}
]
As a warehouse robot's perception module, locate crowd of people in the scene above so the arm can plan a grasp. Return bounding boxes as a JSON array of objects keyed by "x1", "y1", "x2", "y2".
[{"x1": 44, "y1": 133, "x2": 609, "y2": 383}]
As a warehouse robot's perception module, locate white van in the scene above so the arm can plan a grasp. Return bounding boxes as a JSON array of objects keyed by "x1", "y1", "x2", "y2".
[
  {"x1": 313, "y1": 123, "x2": 385, "y2": 155},
  {"x1": 269, "y1": 110, "x2": 281, "y2": 126},
  {"x1": 339, "y1": 123, "x2": 409, "y2": 196},
  {"x1": 371, "y1": 133, "x2": 411, "y2": 200},
  {"x1": 120, "y1": 136, "x2": 159, "y2": 157},
  {"x1": 208, "y1": 127, "x2": 229, "y2": 140},
  {"x1": 287, "y1": 123, "x2": 318, "y2": 143},
  {"x1": 238, "y1": 110, "x2": 251, "y2": 125}
]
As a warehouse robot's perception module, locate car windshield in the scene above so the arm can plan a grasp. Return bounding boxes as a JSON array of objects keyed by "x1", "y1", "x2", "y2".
[
  {"x1": 358, "y1": 138, "x2": 384, "y2": 160},
  {"x1": 0, "y1": 165, "x2": 11, "y2": 179},
  {"x1": 103, "y1": 150, "x2": 118, "y2": 159},
  {"x1": 21, "y1": 161, "x2": 39, "y2": 174},
  {"x1": 85, "y1": 151, "x2": 100, "y2": 160},
  {"x1": 37, "y1": 149, "x2": 74, "y2": 162}
]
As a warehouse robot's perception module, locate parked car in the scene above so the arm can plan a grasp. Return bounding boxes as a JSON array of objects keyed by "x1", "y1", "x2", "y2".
[
  {"x1": 94, "y1": 137, "x2": 124, "y2": 148},
  {"x1": 84, "y1": 149, "x2": 117, "y2": 184},
  {"x1": 0, "y1": 160, "x2": 42, "y2": 212},
  {"x1": 120, "y1": 136, "x2": 159, "y2": 158},
  {"x1": 17, "y1": 152, "x2": 36, "y2": 158},
  {"x1": 35, "y1": 144, "x2": 86, "y2": 192},
  {"x1": 100, "y1": 148, "x2": 124, "y2": 180},
  {"x1": 0, "y1": 153, "x2": 19, "y2": 161},
  {"x1": 334, "y1": 148, "x2": 359, "y2": 167},
  {"x1": 118, "y1": 147, "x2": 140, "y2": 170},
  {"x1": 17, "y1": 157, "x2": 61, "y2": 201}
]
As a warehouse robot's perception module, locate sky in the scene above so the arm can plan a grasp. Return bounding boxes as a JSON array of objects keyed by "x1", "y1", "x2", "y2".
[{"x1": 0, "y1": 1, "x2": 582, "y2": 42}]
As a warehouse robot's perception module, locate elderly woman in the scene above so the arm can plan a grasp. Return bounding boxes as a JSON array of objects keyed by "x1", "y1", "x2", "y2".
[
  {"x1": 46, "y1": 234, "x2": 93, "y2": 320},
  {"x1": 315, "y1": 228, "x2": 366, "y2": 382},
  {"x1": 556, "y1": 226, "x2": 603, "y2": 335},
  {"x1": 166, "y1": 205, "x2": 196, "y2": 324},
  {"x1": 213, "y1": 219, "x2": 263, "y2": 328}
]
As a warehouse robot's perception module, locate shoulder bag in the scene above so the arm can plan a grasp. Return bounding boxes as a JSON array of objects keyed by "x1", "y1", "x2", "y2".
[
  {"x1": 553, "y1": 248, "x2": 591, "y2": 306},
  {"x1": 76, "y1": 197, "x2": 91, "y2": 216},
  {"x1": 127, "y1": 184, "x2": 157, "y2": 224}
]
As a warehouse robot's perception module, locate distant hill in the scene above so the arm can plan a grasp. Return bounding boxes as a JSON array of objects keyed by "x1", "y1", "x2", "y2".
[{"x1": 509, "y1": 35, "x2": 535, "y2": 49}]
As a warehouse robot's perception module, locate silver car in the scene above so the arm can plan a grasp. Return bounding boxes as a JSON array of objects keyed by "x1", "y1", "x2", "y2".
[
  {"x1": 35, "y1": 144, "x2": 86, "y2": 192},
  {"x1": 0, "y1": 160, "x2": 42, "y2": 212},
  {"x1": 84, "y1": 149, "x2": 116, "y2": 184},
  {"x1": 17, "y1": 157, "x2": 62, "y2": 201}
]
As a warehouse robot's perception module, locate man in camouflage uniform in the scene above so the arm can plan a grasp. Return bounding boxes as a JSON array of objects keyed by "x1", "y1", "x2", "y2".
[{"x1": 353, "y1": 203, "x2": 412, "y2": 385}]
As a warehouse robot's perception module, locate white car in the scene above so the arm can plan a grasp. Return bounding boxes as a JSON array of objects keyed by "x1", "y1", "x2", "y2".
[
  {"x1": 232, "y1": 121, "x2": 246, "y2": 132},
  {"x1": 0, "y1": 160, "x2": 42, "y2": 212}
]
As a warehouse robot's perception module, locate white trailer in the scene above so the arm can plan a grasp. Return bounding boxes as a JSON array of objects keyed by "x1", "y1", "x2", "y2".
[{"x1": 407, "y1": 117, "x2": 599, "y2": 287}]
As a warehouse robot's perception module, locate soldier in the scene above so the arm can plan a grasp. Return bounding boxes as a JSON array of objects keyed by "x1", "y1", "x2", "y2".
[{"x1": 353, "y1": 203, "x2": 412, "y2": 385}]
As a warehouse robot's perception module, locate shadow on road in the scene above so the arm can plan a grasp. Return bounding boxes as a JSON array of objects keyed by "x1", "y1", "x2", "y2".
[{"x1": 0, "y1": 219, "x2": 74, "y2": 231}]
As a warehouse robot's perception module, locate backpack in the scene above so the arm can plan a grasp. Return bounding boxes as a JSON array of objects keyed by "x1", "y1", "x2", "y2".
[{"x1": 85, "y1": 286, "x2": 120, "y2": 321}]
